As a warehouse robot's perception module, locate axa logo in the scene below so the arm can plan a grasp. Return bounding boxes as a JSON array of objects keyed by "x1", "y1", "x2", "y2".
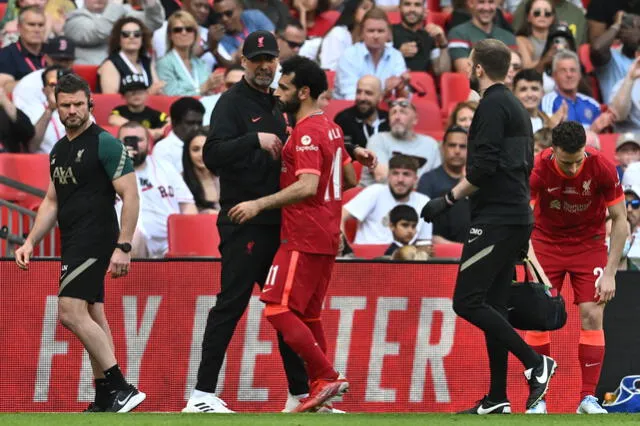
[
  {"x1": 52, "y1": 166, "x2": 77, "y2": 185},
  {"x1": 469, "y1": 227, "x2": 483, "y2": 236}
]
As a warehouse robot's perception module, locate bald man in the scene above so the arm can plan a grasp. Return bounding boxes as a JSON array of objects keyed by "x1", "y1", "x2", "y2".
[{"x1": 334, "y1": 75, "x2": 390, "y2": 149}]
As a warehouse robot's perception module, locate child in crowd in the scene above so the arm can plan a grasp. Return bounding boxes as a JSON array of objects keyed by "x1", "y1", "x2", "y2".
[
  {"x1": 109, "y1": 74, "x2": 169, "y2": 141},
  {"x1": 533, "y1": 127, "x2": 552, "y2": 156},
  {"x1": 384, "y1": 205, "x2": 419, "y2": 256}
]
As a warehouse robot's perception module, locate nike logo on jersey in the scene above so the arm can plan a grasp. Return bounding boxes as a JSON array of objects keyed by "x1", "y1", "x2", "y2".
[
  {"x1": 547, "y1": 187, "x2": 561, "y2": 193},
  {"x1": 468, "y1": 236, "x2": 480, "y2": 244},
  {"x1": 585, "y1": 362, "x2": 601, "y2": 368},
  {"x1": 251, "y1": 117, "x2": 262, "y2": 123},
  {"x1": 262, "y1": 287, "x2": 273, "y2": 293}
]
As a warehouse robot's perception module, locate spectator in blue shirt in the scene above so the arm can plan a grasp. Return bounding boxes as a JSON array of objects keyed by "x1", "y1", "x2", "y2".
[
  {"x1": 334, "y1": 7, "x2": 408, "y2": 100},
  {"x1": 213, "y1": 0, "x2": 274, "y2": 57},
  {"x1": 540, "y1": 50, "x2": 614, "y2": 132}
]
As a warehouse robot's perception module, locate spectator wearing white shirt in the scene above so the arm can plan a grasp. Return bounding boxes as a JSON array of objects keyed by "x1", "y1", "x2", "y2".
[
  {"x1": 610, "y1": 56, "x2": 640, "y2": 133},
  {"x1": 342, "y1": 154, "x2": 432, "y2": 244},
  {"x1": 118, "y1": 121, "x2": 197, "y2": 258},
  {"x1": 152, "y1": 97, "x2": 205, "y2": 174},
  {"x1": 334, "y1": 7, "x2": 409, "y2": 100},
  {"x1": 13, "y1": 37, "x2": 75, "y2": 153},
  {"x1": 362, "y1": 97, "x2": 441, "y2": 185}
]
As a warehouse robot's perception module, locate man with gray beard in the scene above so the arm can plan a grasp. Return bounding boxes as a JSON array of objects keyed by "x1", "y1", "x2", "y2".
[{"x1": 361, "y1": 97, "x2": 441, "y2": 186}]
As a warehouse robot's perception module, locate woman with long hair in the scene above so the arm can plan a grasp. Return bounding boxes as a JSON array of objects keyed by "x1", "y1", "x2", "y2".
[
  {"x1": 447, "y1": 101, "x2": 478, "y2": 131},
  {"x1": 98, "y1": 17, "x2": 162, "y2": 94},
  {"x1": 515, "y1": 0, "x2": 556, "y2": 70},
  {"x1": 182, "y1": 126, "x2": 220, "y2": 213},
  {"x1": 319, "y1": 0, "x2": 374, "y2": 70}
]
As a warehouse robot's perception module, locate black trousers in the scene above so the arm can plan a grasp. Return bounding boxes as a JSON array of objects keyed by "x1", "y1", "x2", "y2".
[
  {"x1": 196, "y1": 223, "x2": 309, "y2": 395},
  {"x1": 453, "y1": 224, "x2": 541, "y2": 400}
]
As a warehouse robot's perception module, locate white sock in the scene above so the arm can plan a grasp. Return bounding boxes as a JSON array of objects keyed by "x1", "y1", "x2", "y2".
[{"x1": 192, "y1": 389, "x2": 216, "y2": 399}]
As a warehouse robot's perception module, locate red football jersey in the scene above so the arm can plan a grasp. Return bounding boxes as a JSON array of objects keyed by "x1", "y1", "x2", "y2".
[
  {"x1": 530, "y1": 146, "x2": 624, "y2": 245},
  {"x1": 279, "y1": 111, "x2": 351, "y2": 255}
]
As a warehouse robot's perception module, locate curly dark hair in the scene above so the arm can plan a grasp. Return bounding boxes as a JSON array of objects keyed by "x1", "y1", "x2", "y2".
[
  {"x1": 551, "y1": 121, "x2": 585, "y2": 153},
  {"x1": 108, "y1": 17, "x2": 153, "y2": 58}
]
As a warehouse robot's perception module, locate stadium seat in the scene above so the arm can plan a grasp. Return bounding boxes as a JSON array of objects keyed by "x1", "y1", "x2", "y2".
[
  {"x1": 324, "y1": 99, "x2": 352, "y2": 122},
  {"x1": 578, "y1": 44, "x2": 594, "y2": 74},
  {"x1": 427, "y1": 11, "x2": 450, "y2": 28},
  {"x1": 409, "y1": 71, "x2": 438, "y2": 105},
  {"x1": 433, "y1": 243, "x2": 463, "y2": 259},
  {"x1": 308, "y1": 10, "x2": 340, "y2": 37},
  {"x1": 387, "y1": 11, "x2": 402, "y2": 25},
  {"x1": 101, "y1": 125, "x2": 120, "y2": 138},
  {"x1": 92, "y1": 94, "x2": 124, "y2": 126},
  {"x1": 14, "y1": 154, "x2": 50, "y2": 210},
  {"x1": 166, "y1": 214, "x2": 221, "y2": 257},
  {"x1": 0, "y1": 155, "x2": 25, "y2": 203},
  {"x1": 325, "y1": 70, "x2": 336, "y2": 90},
  {"x1": 440, "y1": 72, "x2": 470, "y2": 116},
  {"x1": 425, "y1": 130, "x2": 445, "y2": 141},
  {"x1": 414, "y1": 101, "x2": 443, "y2": 133},
  {"x1": 351, "y1": 244, "x2": 388, "y2": 259},
  {"x1": 147, "y1": 95, "x2": 183, "y2": 116},
  {"x1": 598, "y1": 133, "x2": 619, "y2": 165},
  {"x1": 427, "y1": 0, "x2": 441, "y2": 11},
  {"x1": 351, "y1": 161, "x2": 363, "y2": 182},
  {"x1": 0, "y1": 3, "x2": 7, "y2": 21},
  {"x1": 72, "y1": 65, "x2": 99, "y2": 92}
]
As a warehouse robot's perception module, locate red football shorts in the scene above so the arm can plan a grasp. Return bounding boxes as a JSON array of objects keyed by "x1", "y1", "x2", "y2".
[
  {"x1": 260, "y1": 248, "x2": 335, "y2": 319},
  {"x1": 531, "y1": 238, "x2": 608, "y2": 305}
]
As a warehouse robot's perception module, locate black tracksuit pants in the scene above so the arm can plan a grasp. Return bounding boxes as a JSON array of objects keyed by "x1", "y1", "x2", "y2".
[
  {"x1": 452, "y1": 224, "x2": 541, "y2": 401},
  {"x1": 196, "y1": 223, "x2": 309, "y2": 395}
]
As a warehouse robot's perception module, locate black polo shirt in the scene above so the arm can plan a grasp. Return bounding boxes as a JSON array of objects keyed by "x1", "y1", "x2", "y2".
[
  {"x1": 0, "y1": 40, "x2": 46, "y2": 80},
  {"x1": 586, "y1": 0, "x2": 640, "y2": 26},
  {"x1": 333, "y1": 106, "x2": 390, "y2": 149},
  {"x1": 391, "y1": 24, "x2": 436, "y2": 72}
]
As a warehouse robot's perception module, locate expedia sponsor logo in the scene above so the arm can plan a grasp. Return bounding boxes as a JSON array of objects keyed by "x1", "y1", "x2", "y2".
[{"x1": 296, "y1": 145, "x2": 319, "y2": 152}]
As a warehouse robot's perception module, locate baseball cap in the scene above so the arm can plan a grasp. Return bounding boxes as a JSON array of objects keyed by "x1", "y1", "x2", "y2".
[
  {"x1": 616, "y1": 132, "x2": 640, "y2": 151},
  {"x1": 43, "y1": 36, "x2": 76, "y2": 60},
  {"x1": 242, "y1": 30, "x2": 279, "y2": 60},
  {"x1": 121, "y1": 74, "x2": 148, "y2": 93},
  {"x1": 624, "y1": 185, "x2": 640, "y2": 199}
]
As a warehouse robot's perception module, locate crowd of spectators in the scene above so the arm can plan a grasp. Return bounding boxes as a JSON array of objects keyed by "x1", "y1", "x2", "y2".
[{"x1": 0, "y1": 0, "x2": 639, "y2": 263}]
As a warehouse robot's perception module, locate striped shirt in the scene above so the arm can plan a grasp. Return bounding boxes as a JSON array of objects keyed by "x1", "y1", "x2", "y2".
[{"x1": 447, "y1": 21, "x2": 517, "y2": 61}]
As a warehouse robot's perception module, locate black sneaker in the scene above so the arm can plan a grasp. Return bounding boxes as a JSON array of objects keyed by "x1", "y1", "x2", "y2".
[
  {"x1": 83, "y1": 402, "x2": 104, "y2": 413},
  {"x1": 457, "y1": 396, "x2": 511, "y2": 414},
  {"x1": 104, "y1": 385, "x2": 146, "y2": 413},
  {"x1": 524, "y1": 355, "x2": 557, "y2": 410}
]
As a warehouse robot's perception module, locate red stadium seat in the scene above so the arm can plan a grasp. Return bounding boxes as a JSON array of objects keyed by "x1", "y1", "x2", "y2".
[
  {"x1": 578, "y1": 44, "x2": 594, "y2": 74},
  {"x1": 0, "y1": 155, "x2": 25, "y2": 203},
  {"x1": 409, "y1": 71, "x2": 438, "y2": 105},
  {"x1": 351, "y1": 161, "x2": 363, "y2": 182},
  {"x1": 147, "y1": 95, "x2": 183, "y2": 116},
  {"x1": 166, "y1": 214, "x2": 221, "y2": 257},
  {"x1": 427, "y1": 11, "x2": 450, "y2": 28},
  {"x1": 427, "y1": 0, "x2": 441, "y2": 11},
  {"x1": 307, "y1": 10, "x2": 340, "y2": 37},
  {"x1": 0, "y1": 3, "x2": 7, "y2": 21},
  {"x1": 72, "y1": 65, "x2": 99, "y2": 92},
  {"x1": 92, "y1": 93, "x2": 124, "y2": 126},
  {"x1": 425, "y1": 130, "x2": 445, "y2": 141},
  {"x1": 433, "y1": 243, "x2": 463, "y2": 259},
  {"x1": 343, "y1": 186, "x2": 363, "y2": 205},
  {"x1": 351, "y1": 244, "x2": 389, "y2": 259},
  {"x1": 503, "y1": 12, "x2": 513, "y2": 25},
  {"x1": 598, "y1": 133, "x2": 619, "y2": 165},
  {"x1": 414, "y1": 101, "x2": 443, "y2": 133},
  {"x1": 387, "y1": 11, "x2": 402, "y2": 25},
  {"x1": 323, "y1": 99, "x2": 352, "y2": 122},
  {"x1": 7, "y1": 154, "x2": 49, "y2": 210},
  {"x1": 325, "y1": 70, "x2": 336, "y2": 90},
  {"x1": 101, "y1": 125, "x2": 120, "y2": 138},
  {"x1": 440, "y1": 72, "x2": 470, "y2": 115}
]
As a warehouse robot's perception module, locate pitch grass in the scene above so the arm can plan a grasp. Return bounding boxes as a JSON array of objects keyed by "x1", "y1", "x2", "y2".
[{"x1": 1, "y1": 413, "x2": 639, "y2": 426}]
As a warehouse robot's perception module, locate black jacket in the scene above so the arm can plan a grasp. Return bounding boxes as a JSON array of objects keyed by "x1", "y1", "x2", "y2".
[
  {"x1": 0, "y1": 106, "x2": 34, "y2": 153},
  {"x1": 466, "y1": 84, "x2": 533, "y2": 226},
  {"x1": 334, "y1": 106, "x2": 389, "y2": 149},
  {"x1": 203, "y1": 78, "x2": 287, "y2": 226}
]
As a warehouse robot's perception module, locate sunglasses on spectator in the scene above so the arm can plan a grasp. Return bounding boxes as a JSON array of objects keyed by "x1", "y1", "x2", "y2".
[
  {"x1": 388, "y1": 99, "x2": 411, "y2": 108},
  {"x1": 172, "y1": 26, "x2": 196, "y2": 34},
  {"x1": 121, "y1": 30, "x2": 142, "y2": 38},
  {"x1": 214, "y1": 10, "x2": 234, "y2": 19},
  {"x1": 627, "y1": 199, "x2": 640, "y2": 209},
  {"x1": 280, "y1": 37, "x2": 304, "y2": 49},
  {"x1": 533, "y1": 9, "x2": 553, "y2": 18}
]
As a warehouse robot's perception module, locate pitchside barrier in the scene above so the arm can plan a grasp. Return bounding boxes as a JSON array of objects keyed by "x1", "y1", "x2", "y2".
[{"x1": 1, "y1": 260, "x2": 638, "y2": 413}]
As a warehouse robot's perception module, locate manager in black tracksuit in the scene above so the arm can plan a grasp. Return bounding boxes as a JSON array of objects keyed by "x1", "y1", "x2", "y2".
[{"x1": 421, "y1": 39, "x2": 556, "y2": 414}]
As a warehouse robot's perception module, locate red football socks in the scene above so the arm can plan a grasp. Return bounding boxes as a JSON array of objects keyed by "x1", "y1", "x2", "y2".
[{"x1": 579, "y1": 330, "x2": 605, "y2": 400}]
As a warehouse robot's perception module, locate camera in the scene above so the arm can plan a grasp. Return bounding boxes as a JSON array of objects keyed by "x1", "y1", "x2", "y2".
[
  {"x1": 621, "y1": 13, "x2": 637, "y2": 27},
  {"x1": 123, "y1": 136, "x2": 141, "y2": 149}
]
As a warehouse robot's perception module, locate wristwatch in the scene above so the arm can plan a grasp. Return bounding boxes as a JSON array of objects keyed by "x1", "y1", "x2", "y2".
[{"x1": 116, "y1": 242, "x2": 132, "y2": 253}]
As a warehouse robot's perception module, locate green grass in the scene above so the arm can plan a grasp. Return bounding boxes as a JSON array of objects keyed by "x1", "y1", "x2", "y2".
[{"x1": 1, "y1": 413, "x2": 638, "y2": 426}]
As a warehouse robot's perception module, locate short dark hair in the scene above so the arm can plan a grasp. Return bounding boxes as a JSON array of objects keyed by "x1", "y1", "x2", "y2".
[
  {"x1": 444, "y1": 125, "x2": 468, "y2": 143},
  {"x1": 277, "y1": 18, "x2": 304, "y2": 36},
  {"x1": 389, "y1": 204, "x2": 418, "y2": 225},
  {"x1": 472, "y1": 39, "x2": 512, "y2": 81},
  {"x1": 362, "y1": 7, "x2": 390, "y2": 27},
  {"x1": 55, "y1": 73, "x2": 91, "y2": 101},
  {"x1": 513, "y1": 69, "x2": 543, "y2": 89},
  {"x1": 170, "y1": 97, "x2": 205, "y2": 124},
  {"x1": 552, "y1": 121, "x2": 585, "y2": 153},
  {"x1": 388, "y1": 154, "x2": 419, "y2": 172},
  {"x1": 280, "y1": 55, "x2": 328, "y2": 99},
  {"x1": 41, "y1": 64, "x2": 70, "y2": 86}
]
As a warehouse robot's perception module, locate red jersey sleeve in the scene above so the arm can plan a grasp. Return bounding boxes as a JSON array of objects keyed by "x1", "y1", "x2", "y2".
[
  {"x1": 598, "y1": 156, "x2": 624, "y2": 206},
  {"x1": 530, "y1": 162, "x2": 543, "y2": 205},
  {"x1": 292, "y1": 128, "x2": 323, "y2": 176}
]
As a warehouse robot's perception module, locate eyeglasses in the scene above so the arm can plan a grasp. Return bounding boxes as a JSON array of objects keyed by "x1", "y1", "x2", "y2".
[
  {"x1": 172, "y1": 26, "x2": 197, "y2": 34},
  {"x1": 281, "y1": 37, "x2": 304, "y2": 49},
  {"x1": 213, "y1": 10, "x2": 234, "y2": 19},
  {"x1": 533, "y1": 9, "x2": 553, "y2": 18},
  {"x1": 121, "y1": 30, "x2": 142, "y2": 39},
  {"x1": 388, "y1": 99, "x2": 411, "y2": 108},
  {"x1": 627, "y1": 199, "x2": 640, "y2": 209}
]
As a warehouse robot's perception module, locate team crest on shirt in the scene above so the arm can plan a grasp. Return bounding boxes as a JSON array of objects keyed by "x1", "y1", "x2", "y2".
[
  {"x1": 582, "y1": 179, "x2": 592, "y2": 195},
  {"x1": 75, "y1": 149, "x2": 85, "y2": 163},
  {"x1": 584, "y1": 109, "x2": 593, "y2": 121},
  {"x1": 550, "y1": 200, "x2": 561, "y2": 210},
  {"x1": 301, "y1": 135, "x2": 312, "y2": 145}
]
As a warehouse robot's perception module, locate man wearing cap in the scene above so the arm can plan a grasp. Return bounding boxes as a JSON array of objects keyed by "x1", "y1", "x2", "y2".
[
  {"x1": 12, "y1": 36, "x2": 76, "y2": 154},
  {"x1": 614, "y1": 132, "x2": 640, "y2": 180},
  {"x1": 0, "y1": 6, "x2": 47, "y2": 92},
  {"x1": 185, "y1": 30, "x2": 376, "y2": 414}
]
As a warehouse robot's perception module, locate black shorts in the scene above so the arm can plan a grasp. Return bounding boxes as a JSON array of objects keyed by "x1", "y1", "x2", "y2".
[{"x1": 58, "y1": 257, "x2": 110, "y2": 304}]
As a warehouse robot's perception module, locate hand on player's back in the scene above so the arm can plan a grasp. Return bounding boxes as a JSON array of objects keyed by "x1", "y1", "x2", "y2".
[{"x1": 258, "y1": 133, "x2": 283, "y2": 160}]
